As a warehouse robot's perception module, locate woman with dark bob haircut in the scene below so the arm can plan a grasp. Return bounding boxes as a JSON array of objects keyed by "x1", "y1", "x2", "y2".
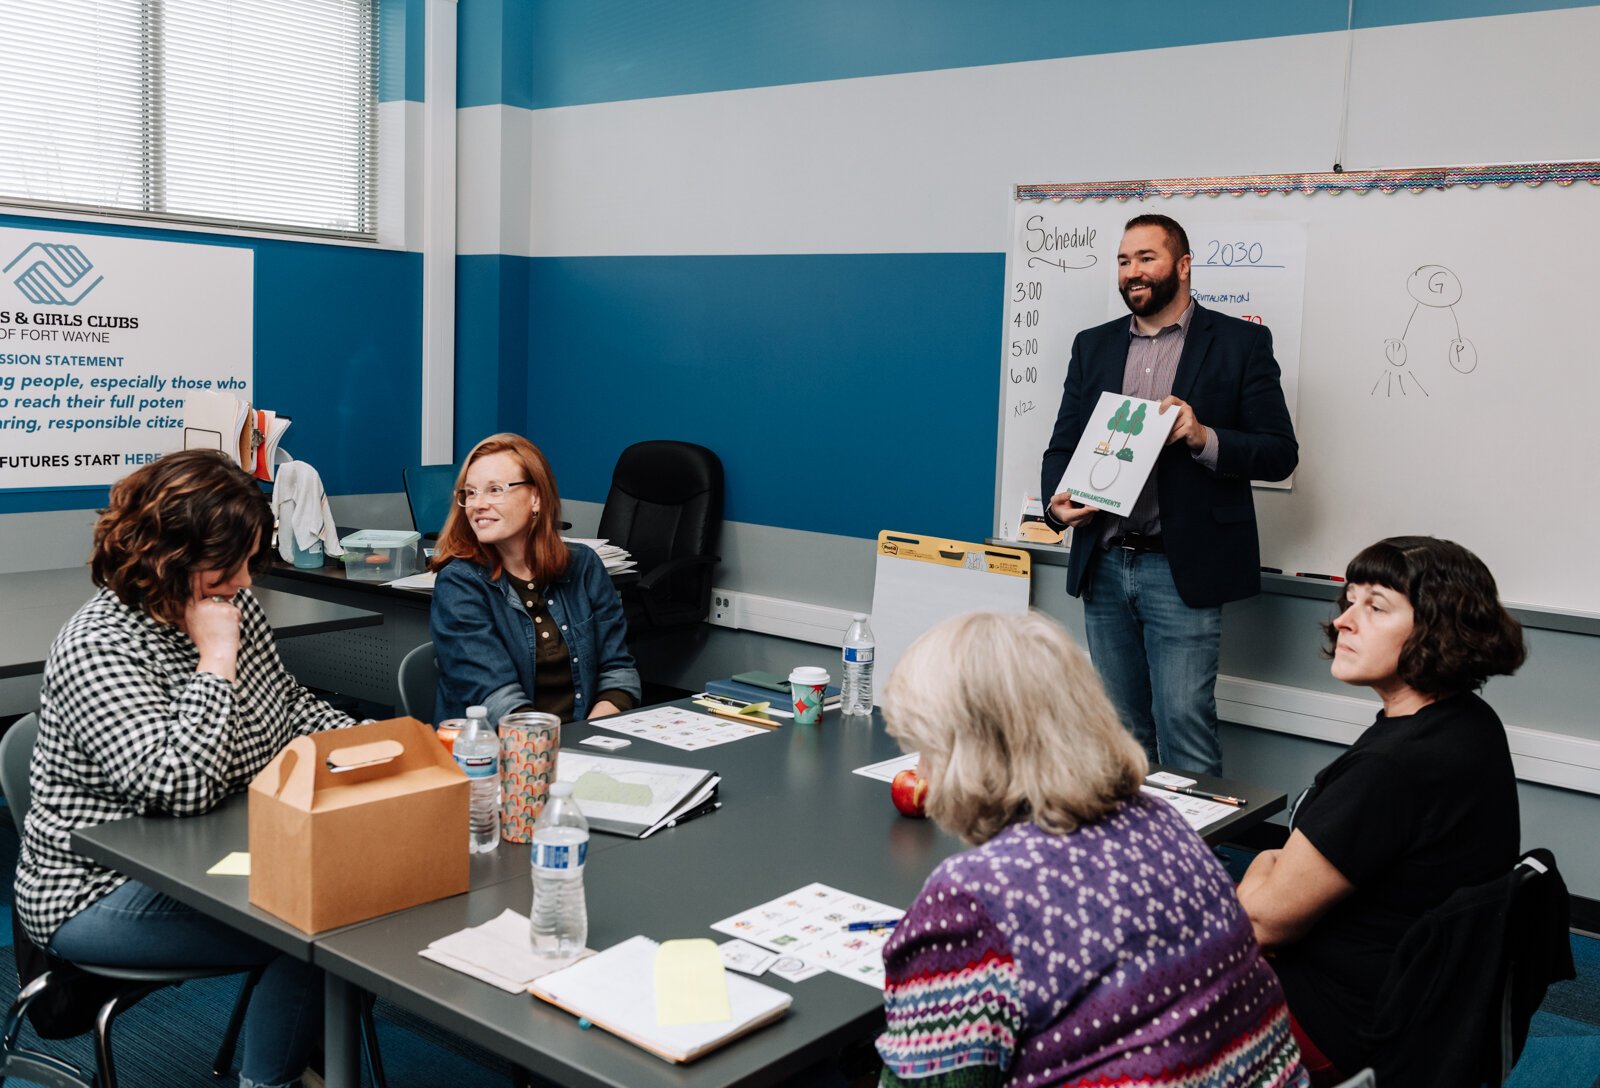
[
  {"x1": 14, "y1": 449, "x2": 358, "y2": 1088},
  {"x1": 1238, "y1": 536, "x2": 1526, "y2": 1083}
]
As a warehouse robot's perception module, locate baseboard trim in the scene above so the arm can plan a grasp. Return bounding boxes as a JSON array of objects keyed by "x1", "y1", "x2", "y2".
[{"x1": 1218, "y1": 675, "x2": 1600, "y2": 796}]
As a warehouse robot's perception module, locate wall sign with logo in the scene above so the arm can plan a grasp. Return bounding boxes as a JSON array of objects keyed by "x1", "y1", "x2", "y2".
[{"x1": 0, "y1": 226, "x2": 252, "y2": 491}]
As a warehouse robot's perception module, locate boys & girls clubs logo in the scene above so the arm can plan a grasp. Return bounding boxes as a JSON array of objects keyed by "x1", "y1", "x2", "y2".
[{"x1": 3, "y1": 242, "x2": 104, "y2": 306}]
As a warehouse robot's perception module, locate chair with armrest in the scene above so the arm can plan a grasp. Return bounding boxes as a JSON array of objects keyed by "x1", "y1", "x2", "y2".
[
  {"x1": 403, "y1": 464, "x2": 460, "y2": 544},
  {"x1": 1366, "y1": 848, "x2": 1573, "y2": 1088},
  {"x1": 596, "y1": 441, "x2": 723, "y2": 634},
  {"x1": 397, "y1": 640, "x2": 439, "y2": 724}
]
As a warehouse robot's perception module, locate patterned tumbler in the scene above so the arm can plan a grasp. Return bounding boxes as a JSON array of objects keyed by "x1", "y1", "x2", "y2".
[{"x1": 498, "y1": 712, "x2": 561, "y2": 843}]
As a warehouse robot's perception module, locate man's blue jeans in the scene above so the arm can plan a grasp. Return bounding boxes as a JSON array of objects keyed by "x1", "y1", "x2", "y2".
[
  {"x1": 1083, "y1": 547, "x2": 1224, "y2": 775},
  {"x1": 49, "y1": 879, "x2": 321, "y2": 1088}
]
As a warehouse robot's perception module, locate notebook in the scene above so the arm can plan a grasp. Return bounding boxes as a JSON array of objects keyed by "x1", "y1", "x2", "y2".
[{"x1": 529, "y1": 935, "x2": 791, "y2": 1063}]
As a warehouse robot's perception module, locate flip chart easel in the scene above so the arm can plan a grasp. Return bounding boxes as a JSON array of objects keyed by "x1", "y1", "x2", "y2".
[{"x1": 869, "y1": 531, "x2": 1032, "y2": 706}]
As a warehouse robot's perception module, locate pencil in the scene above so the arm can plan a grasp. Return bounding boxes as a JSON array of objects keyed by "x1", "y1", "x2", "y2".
[{"x1": 693, "y1": 701, "x2": 781, "y2": 730}]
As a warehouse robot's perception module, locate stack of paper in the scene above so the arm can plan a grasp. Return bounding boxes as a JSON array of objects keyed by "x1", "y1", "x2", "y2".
[
  {"x1": 419, "y1": 909, "x2": 591, "y2": 992},
  {"x1": 564, "y1": 537, "x2": 637, "y2": 576}
]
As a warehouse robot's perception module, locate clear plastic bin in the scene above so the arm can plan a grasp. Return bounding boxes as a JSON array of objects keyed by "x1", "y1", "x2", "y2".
[{"x1": 338, "y1": 529, "x2": 421, "y2": 581}]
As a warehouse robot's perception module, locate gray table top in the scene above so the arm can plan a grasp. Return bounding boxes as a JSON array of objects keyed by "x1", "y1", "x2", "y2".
[
  {"x1": 311, "y1": 708, "x2": 1284, "y2": 1088},
  {"x1": 71, "y1": 792, "x2": 600, "y2": 961},
  {"x1": 0, "y1": 566, "x2": 382, "y2": 679}
]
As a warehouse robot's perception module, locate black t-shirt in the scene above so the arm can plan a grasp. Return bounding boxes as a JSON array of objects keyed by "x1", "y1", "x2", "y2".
[{"x1": 1272, "y1": 691, "x2": 1519, "y2": 1071}]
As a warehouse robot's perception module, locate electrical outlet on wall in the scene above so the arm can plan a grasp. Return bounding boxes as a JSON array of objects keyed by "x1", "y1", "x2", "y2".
[{"x1": 709, "y1": 589, "x2": 739, "y2": 628}]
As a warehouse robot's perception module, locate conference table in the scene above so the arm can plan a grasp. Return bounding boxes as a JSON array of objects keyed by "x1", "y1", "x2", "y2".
[
  {"x1": 73, "y1": 704, "x2": 1285, "y2": 1088},
  {"x1": 0, "y1": 566, "x2": 382, "y2": 680}
]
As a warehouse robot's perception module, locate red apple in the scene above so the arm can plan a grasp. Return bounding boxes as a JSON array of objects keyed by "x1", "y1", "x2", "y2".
[{"x1": 890, "y1": 769, "x2": 928, "y2": 818}]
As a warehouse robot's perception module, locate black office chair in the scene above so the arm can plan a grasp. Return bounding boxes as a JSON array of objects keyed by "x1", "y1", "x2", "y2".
[
  {"x1": 397, "y1": 641, "x2": 439, "y2": 724},
  {"x1": 403, "y1": 463, "x2": 459, "y2": 543},
  {"x1": 1366, "y1": 848, "x2": 1573, "y2": 1088},
  {"x1": 0, "y1": 714, "x2": 262, "y2": 1088},
  {"x1": 596, "y1": 440, "x2": 723, "y2": 633}
]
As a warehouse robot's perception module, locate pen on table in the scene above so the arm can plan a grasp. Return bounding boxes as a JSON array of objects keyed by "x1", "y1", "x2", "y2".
[
  {"x1": 667, "y1": 800, "x2": 721, "y2": 829},
  {"x1": 1146, "y1": 781, "x2": 1246, "y2": 807},
  {"x1": 842, "y1": 919, "x2": 901, "y2": 932}
]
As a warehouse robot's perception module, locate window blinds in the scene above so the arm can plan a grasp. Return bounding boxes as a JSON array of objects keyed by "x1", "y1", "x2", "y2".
[{"x1": 0, "y1": 0, "x2": 377, "y2": 239}]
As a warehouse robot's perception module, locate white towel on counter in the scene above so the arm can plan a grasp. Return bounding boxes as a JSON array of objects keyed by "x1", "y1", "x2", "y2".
[{"x1": 271, "y1": 461, "x2": 344, "y2": 560}]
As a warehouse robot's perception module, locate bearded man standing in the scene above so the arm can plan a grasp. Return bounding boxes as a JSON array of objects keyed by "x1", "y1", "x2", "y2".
[{"x1": 1039, "y1": 214, "x2": 1298, "y2": 774}]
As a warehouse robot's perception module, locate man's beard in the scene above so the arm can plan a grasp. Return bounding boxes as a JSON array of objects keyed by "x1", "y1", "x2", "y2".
[{"x1": 1119, "y1": 267, "x2": 1182, "y2": 317}]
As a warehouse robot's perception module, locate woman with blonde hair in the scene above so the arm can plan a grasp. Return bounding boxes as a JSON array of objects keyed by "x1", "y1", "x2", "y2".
[
  {"x1": 876, "y1": 610, "x2": 1305, "y2": 1088},
  {"x1": 430, "y1": 433, "x2": 639, "y2": 723}
]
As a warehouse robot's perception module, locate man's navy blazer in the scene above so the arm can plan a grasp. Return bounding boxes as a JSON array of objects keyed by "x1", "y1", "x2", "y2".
[{"x1": 1039, "y1": 302, "x2": 1298, "y2": 608}]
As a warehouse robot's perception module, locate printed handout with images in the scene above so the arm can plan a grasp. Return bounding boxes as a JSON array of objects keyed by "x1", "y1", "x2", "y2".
[
  {"x1": 710, "y1": 882, "x2": 904, "y2": 989},
  {"x1": 594, "y1": 705, "x2": 767, "y2": 751},
  {"x1": 1054, "y1": 391, "x2": 1177, "y2": 515},
  {"x1": 1139, "y1": 785, "x2": 1235, "y2": 831}
]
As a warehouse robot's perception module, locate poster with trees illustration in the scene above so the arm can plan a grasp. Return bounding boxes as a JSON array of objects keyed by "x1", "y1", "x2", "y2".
[{"x1": 1053, "y1": 392, "x2": 1176, "y2": 515}]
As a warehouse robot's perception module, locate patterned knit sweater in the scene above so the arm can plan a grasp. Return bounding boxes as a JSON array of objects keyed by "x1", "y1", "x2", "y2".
[{"x1": 877, "y1": 793, "x2": 1307, "y2": 1088}]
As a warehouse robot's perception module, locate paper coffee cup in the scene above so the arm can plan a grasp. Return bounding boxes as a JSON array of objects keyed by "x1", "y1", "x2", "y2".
[{"x1": 788, "y1": 666, "x2": 831, "y2": 725}]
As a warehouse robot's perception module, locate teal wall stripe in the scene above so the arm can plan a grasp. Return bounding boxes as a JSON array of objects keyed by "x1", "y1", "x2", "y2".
[
  {"x1": 459, "y1": 0, "x2": 536, "y2": 111},
  {"x1": 514, "y1": 253, "x2": 1003, "y2": 541},
  {"x1": 455, "y1": 255, "x2": 532, "y2": 461},
  {"x1": 458, "y1": 0, "x2": 1596, "y2": 110},
  {"x1": 379, "y1": 0, "x2": 427, "y2": 104}
]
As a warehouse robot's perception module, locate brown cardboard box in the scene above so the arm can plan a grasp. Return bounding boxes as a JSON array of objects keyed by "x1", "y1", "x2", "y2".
[{"x1": 248, "y1": 717, "x2": 469, "y2": 933}]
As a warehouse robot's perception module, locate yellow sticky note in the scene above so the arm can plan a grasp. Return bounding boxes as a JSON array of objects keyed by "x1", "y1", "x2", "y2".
[
  {"x1": 654, "y1": 938, "x2": 731, "y2": 1026},
  {"x1": 207, "y1": 852, "x2": 251, "y2": 876}
]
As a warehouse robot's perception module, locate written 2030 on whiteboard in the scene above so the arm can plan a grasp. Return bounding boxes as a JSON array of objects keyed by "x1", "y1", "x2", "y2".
[{"x1": 996, "y1": 203, "x2": 1306, "y2": 546}]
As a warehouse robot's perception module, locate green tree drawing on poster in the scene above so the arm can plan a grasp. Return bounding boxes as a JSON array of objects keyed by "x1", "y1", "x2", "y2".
[
  {"x1": 1102, "y1": 399, "x2": 1147, "y2": 462},
  {"x1": 1106, "y1": 400, "x2": 1131, "y2": 436},
  {"x1": 1120, "y1": 403, "x2": 1147, "y2": 453}
]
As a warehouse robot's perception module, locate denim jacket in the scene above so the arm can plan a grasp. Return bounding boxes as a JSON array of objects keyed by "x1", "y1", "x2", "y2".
[{"x1": 430, "y1": 544, "x2": 640, "y2": 725}]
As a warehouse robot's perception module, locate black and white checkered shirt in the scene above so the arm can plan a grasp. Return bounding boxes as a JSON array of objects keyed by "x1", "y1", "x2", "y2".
[{"x1": 15, "y1": 587, "x2": 356, "y2": 945}]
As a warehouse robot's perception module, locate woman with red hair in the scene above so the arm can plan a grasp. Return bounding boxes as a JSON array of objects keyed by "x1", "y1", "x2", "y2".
[{"x1": 429, "y1": 433, "x2": 639, "y2": 724}]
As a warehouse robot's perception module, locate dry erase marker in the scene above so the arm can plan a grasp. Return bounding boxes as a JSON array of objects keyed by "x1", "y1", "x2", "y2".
[
  {"x1": 843, "y1": 919, "x2": 901, "y2": 932},
  {"x1": 1295, "y1": 572, "x2": 1344, "y2": 582}
]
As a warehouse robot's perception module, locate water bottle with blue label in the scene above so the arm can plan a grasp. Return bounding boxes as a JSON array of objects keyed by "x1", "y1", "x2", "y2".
[
  {"x1": 454, "y1": 704, "x2": 500, "y2": 853},
  {"x1": 841, "y1": 613, "x2": 876, "y2": 716},
  {"x1": 530, "y1": 781, "x2": 589, "y2": 956}
]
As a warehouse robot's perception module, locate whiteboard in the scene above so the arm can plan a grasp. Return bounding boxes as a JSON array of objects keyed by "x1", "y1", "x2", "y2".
[{"x1": 993, "y1": 165, "x2": 1600, "y2": 617}]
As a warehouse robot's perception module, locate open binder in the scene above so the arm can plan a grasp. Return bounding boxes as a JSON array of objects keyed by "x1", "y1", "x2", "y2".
[{"x1": 553, "y1": 751, "x2": 718, "y2": 838}]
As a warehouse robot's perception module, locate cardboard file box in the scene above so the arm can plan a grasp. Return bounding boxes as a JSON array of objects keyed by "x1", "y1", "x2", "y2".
[{"x1": 248, "y1": 718, "x2": 469, "y2": 933}]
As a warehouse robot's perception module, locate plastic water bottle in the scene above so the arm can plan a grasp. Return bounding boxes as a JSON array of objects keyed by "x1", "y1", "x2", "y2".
[
  {"x1": 530, "y1": 782, "x2": 589, "y2": 956},
  {"x1": 841, "y1": 613, "x2": 876, "y2": 716},
  {"x1": 454, "y1": 705, "x2": 500, "y2": 853}
]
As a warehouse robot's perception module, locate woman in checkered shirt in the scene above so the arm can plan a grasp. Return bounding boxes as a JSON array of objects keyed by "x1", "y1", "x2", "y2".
[{"x1": 14, "y1": 449, "x2": 357, "y2": 1088}]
